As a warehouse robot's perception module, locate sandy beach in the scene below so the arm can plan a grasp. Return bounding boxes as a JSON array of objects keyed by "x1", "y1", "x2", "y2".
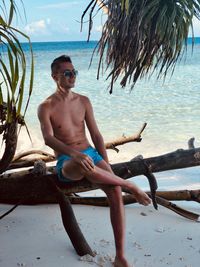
[{"x1": 1, "y1": 201, "x2": 199, "y2": 267}]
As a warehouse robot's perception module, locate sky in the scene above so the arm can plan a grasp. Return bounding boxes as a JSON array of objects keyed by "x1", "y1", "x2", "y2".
[
  {"x1": 14, "y1": 0, "x2": 105, "y2": 42},
  {"x1": 12, "y1": 0, "x2": 200, "y2": 42}
]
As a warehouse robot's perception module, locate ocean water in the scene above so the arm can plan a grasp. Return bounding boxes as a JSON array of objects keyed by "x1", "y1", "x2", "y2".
[{"x1": 1, "y1": 39, "x2": 200, "y2": 194}]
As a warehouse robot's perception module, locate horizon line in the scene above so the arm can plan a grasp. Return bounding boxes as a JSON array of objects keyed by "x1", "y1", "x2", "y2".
[{"x1": 19, "y1": 37, "x2": 200, "y2": 44}]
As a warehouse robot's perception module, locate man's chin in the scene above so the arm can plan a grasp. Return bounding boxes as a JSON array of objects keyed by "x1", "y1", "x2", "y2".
[
  {"x1": 69, "y1": 82, "x2": 75, "y2": 88},
  {"x1": 65, "y1": 83, "x2": 75, "y2": 90}
]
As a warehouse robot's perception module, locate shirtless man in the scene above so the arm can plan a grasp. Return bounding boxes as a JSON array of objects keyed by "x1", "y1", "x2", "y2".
[{"x1": 38, "y1": 55, "x2": 151, "y2": 267}]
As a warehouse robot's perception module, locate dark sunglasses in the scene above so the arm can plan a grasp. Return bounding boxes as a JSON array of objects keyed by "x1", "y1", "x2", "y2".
[{"x1": 63, "y1": 69, "x2": 78, "y2": 78}]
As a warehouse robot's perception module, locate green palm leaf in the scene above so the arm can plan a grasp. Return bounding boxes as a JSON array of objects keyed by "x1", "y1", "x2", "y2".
[
  {"x1": 83, "y1": 0, "x2": 200, "y2": 93},
  {"x1": 0, "y1": 0, "x2": 34, "y2": 172}
]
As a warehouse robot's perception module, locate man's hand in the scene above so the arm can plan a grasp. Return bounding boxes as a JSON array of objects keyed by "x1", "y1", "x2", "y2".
[{"x1": 73, "y1": 152, "x2": 94, "y2": 172}]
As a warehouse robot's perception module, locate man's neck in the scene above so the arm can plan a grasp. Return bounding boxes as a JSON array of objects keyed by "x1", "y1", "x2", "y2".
[{"x1": 56, "y1": 86, "x2": 73, "y2": 99}]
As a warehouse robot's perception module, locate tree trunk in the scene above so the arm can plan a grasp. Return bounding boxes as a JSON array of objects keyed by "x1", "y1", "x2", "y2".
[
  {"x1": 53, "y1": 183, "x2": 95, "y2": 256},
  {"x1": 112, "y1": 147, "x2": 200, "y2": 178},
  {"x1": 0, "y1": 121, "x2": 18, "y2": 174},
  {"x1": 0, "y1": 147, "x2": 200, "y2": 204}
]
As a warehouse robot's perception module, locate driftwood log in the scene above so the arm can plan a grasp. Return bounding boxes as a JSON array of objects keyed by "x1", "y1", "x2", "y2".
[
  {"x1": 0, "y1": 146, "x2": 200, "y2": 204},
  {"x1": 52, "y1": 182, "x2": 94, "y2": 256},
  {"x1": 68, "y1": 190, "x2": 200, "y2": 205},
  {"x1": 105, "y1": 122, "x2": 147, "y2": 152},
  {"x1": 8, "y1": 123, "x2": 147, "y2": 170},
  {"x1": 67, "y1": 193, "x2": 200, "y2": 222}
]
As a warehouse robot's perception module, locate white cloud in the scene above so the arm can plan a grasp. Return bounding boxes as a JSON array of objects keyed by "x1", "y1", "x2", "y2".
[
  {"x1": 24, "y1": 18, "x2": 71, "y2": 40},
  {"x1": 24, "y1": 19, "x2": 49, "y2": 35}
]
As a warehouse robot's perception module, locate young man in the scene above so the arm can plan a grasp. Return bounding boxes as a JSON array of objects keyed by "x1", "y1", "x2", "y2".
[{"x1": 38, "y1": 55, "x2": 151, "y2": 267}]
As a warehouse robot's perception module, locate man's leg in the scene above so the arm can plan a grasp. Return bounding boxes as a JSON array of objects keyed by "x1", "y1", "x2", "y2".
[
  {"x1": 62, "y1": 159, "x2": 140, "y2": 266},
  {"x1": 101, "y1": 185, "x2": 131, "y2": 267},
  {"x1": 98, "y1": 161, "x2": 131, "y2": 267},
  {"x1": 62, "y1": 159, "x2": 151, "y2": 205}
]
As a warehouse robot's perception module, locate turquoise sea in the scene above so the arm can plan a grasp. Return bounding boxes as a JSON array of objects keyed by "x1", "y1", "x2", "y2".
[{"x1": 1, "y1": 39, "x2": 200, "y2": 198}]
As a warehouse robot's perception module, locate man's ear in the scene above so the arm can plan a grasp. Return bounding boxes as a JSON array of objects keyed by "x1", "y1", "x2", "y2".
[{"x1": 51, "y1": 73, "x2": 57, "y2": 81}]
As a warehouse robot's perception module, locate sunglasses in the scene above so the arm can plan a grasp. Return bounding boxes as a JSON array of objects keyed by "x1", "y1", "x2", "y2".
[{"x1": 63, "y1": 69, "x2": 78, "y2": 78}]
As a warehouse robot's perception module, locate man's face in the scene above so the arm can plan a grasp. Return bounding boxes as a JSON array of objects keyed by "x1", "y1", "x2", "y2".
[{"x1": 52, "y1": 62, "x2": 77, "y2": 90}]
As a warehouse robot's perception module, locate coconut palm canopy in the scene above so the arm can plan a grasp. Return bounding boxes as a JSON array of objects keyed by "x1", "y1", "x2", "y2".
[
  {"x1": 0, "y1": 0, "x2": 34, "y2": 173},
  {"x1": 83, "y1": 0, "x2": 200, "y2": 93}
]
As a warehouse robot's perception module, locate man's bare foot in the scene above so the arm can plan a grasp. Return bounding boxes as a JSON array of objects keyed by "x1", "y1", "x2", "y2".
[
  {"x1": 113, "y1": 256, "x2": 132, "y2": 267},
  {"x1": 134, "y1": 189, "x2": 151, "y2": 206},
  {"x1": 125, "y1": 181, "x2": 151, "y2": 206}
]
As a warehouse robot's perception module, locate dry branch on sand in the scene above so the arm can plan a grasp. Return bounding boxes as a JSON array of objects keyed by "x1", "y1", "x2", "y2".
[{"x1": 0, "y1": 144, "x2": 199, "y2": 208}]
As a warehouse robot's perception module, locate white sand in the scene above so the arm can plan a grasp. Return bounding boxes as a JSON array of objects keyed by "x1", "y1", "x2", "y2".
[{"x1": 0, "y1": 202, "x2": 200, "y2": 267}]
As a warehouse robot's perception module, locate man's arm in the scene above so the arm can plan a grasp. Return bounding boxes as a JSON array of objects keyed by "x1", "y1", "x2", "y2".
[
  {"x1": 38, "y1": 102, "x2": 76, "y2": 156},
  {"x1": 84, "y1": 97, "x2": 110, "y2": 164},
  {"x1": 37, "y1": 102, "x2": 94, "y2": 171}
]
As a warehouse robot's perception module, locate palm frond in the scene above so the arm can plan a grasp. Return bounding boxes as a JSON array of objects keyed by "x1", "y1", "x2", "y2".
[
  {"x1": 0, "y1": 0, "x2": 34, "y2": 172},
  {"x1": 83, "y1": 0, "x2": 200, "y2": 93}
]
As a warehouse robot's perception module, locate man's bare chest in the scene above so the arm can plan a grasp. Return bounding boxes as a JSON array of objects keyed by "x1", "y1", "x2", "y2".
[{"x1": 51, "y1": 104, "x2": 85, "y2": 130}]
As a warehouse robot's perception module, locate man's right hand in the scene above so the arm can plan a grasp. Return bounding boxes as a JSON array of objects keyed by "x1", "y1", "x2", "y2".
[{"x1": 72, "y1": 152, "x2": 94, "y2": 172}]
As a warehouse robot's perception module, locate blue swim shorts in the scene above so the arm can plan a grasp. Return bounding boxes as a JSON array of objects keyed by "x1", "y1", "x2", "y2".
[{"x1": 56, "y1": 146, "x2": 103, "y2": 183}]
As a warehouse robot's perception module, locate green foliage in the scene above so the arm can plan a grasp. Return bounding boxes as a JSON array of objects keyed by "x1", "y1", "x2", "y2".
[
  {"x1": 0, "y1": 0, "x2": 34, "y2": 125},
  {"x1": 83, "y1": 0, "x2": 200, "y2": 93},
  {"x1": 0, "y1": 0, "x2": 34, "y2": 171}
]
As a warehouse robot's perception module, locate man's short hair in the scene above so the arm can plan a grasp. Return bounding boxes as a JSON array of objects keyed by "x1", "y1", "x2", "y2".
[{"x1": 51, "y1": 55, "x2": 72, "y2": 74}]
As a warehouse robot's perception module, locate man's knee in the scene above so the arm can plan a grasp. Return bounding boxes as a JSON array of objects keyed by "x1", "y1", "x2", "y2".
[
  {"x1": 62, "y1": 159, "x2": 84, "y2": 180},
  {"x1": 111, "y1": 185, "x2": 122, "y2": 195},
  {"x1": 103, "y1": 185, "x2": 122, "y2": 197}
]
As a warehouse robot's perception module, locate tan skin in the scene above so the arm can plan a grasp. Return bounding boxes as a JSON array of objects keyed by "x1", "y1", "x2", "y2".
[{"x1": 38, "y1": 61, "x2": 151, "y2": 267}]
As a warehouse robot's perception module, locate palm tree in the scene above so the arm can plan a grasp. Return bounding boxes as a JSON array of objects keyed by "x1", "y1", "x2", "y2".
[
  {"x1": 83, "y1": 0, "x2": 200, "y2": 93},
  {"x1": 0, "y1": 0, "x2": 34, "y2": 174}
]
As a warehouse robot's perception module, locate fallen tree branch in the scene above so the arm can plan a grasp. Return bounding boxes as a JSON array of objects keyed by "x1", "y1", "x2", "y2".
[
  {"x1": 0, "y1": 201, "x2": 21, "y2": 220},
  {"x1": 2, "y1": 190, "x2": 199, "y2": 222},
  {"x1": 105, "y1": 122, "x2": 147, "y2": 152},
  {"x1": 12, "y1": 150, "x2": 55, "y2": 162},
  {"x1": 154, "y1": 189, "x2": 200, "y2": 202},
  {"x1": 9, "y1": 152, "x2": 56, "y2": 170},
  {"x1": 5, "y1": 146, "x2": 200, "y2": 180},
  {"x1": 154, "y1": 195, "x2": 200, "y2": 222},
  {"x1": 68, "y1": 194, "x2": 200, "y2": 222},
  {"x1": 8, "y1": 123, "x2": 147, "y2": 169},
  {"x1": 0, "y1": 185, "x2": 199, "y2": 205},
  {"x1": 139, "y1": 159, "x2": 158, "y2": 209},
  {"x1": 112, "y1": 147, "x2": 200, "y2": 179},
  {"x1": 69, "y1": 190, "x2": 200, "y2": 205},
  {"x1": 188, "y1": 137, "x2": 195, "y2": 149},
  {"x1": 49, "y1": 178, "x2": 94, "y2": 256},
  {"x1": 0, "y1": 147, "x2": 200, "y2": 204}
]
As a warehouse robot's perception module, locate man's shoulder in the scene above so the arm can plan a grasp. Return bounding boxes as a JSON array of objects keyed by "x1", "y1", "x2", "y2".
[
  {"x1": 73, "y1": 92, "x2": 90, "y2": 103},
  {"x1": 38, "y1": 94, "x2": 56, "y2": 110}
]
